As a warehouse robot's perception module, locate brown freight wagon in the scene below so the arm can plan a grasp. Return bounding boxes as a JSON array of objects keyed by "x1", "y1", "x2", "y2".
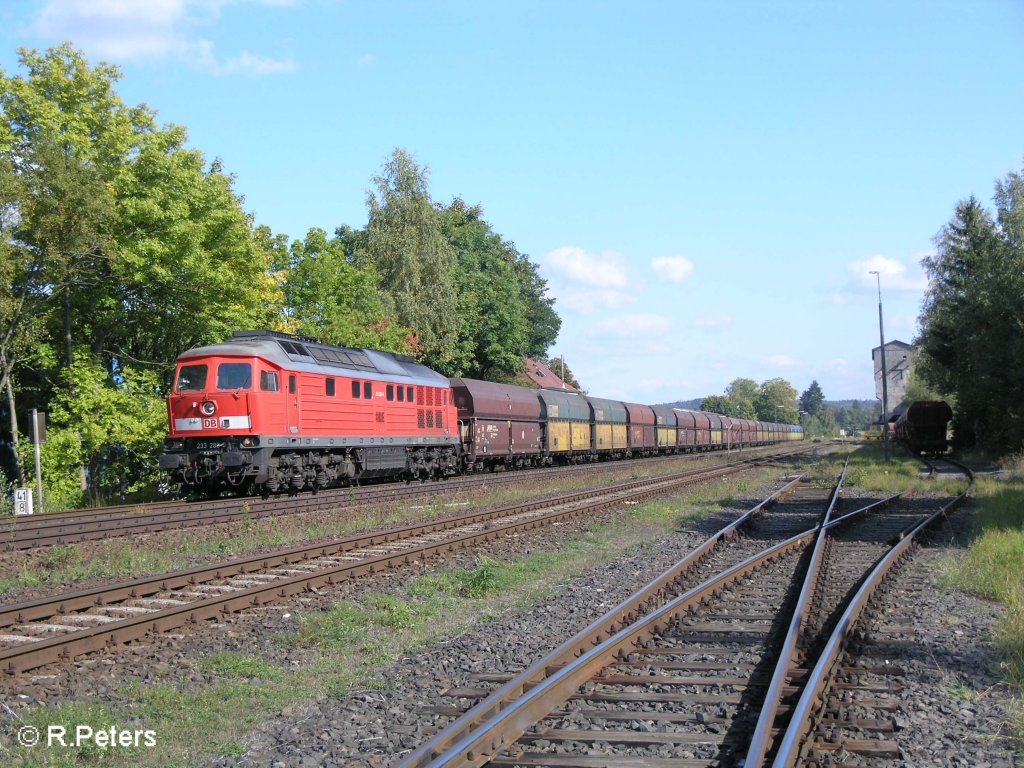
[
  {"x1": 623, "y1": 402, "x2": 656, "y2": 455},
  {"x1": 687, "y1": 410, "x2": 712, "y2": 449},
  {"x1": 449, "y1": 378, "x2": 542, "y2": 471},
  {"x1": 674, "y1": 409, "x2": 697, "y2": 450}
]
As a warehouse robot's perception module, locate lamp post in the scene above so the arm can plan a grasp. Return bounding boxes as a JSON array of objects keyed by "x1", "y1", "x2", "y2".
[{"x1": 869, "y1": 270, "x2": 890, "y2": 463}]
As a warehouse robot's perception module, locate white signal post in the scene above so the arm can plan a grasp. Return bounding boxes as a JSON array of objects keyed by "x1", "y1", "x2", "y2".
[{"x1": 31, "y1": 408, "x2": 45, "y2": 515}]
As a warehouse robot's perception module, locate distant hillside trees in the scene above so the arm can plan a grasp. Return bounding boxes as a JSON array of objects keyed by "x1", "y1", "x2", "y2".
[{"x1": 916, "y1": 166, "x2": 1024, "y2": 454}]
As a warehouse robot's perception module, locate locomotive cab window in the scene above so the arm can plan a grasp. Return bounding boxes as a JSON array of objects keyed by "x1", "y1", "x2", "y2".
[
  {"x1": 260, "y1": 371, "x2": 279, "y2": 392},
  {"x1": 386, "y1": 385, "x2": 394, "y2": 401},
  {"x1": 397, "y1": 387, "x2": 404, "y2": 402},
  {"x1": 326, "y1": 378, "x2": 335, "y2": 396},
  {"x1": 352, "y1": 380, "x2": 361, "y2": 398},
  {"x1": 217, "y1": 363, "x2": 252, "y2": 390},
  {"x1": 364, "y1": 382, "x2": 372, "y2": 399},
  {"x1": 176, "y1": 364, "x2": 208, "y2": 392},
  {"x1": 407, "y1": 386, "x2": 414, "y2": 402},
  {"x1": 288, "y1": 375, "x2": 296, "y2": 394}
]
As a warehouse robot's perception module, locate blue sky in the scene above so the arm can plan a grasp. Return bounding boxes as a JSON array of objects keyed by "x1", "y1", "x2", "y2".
[{"x1": 2, "y1": 1, "x2": 1022, "y2": 404}]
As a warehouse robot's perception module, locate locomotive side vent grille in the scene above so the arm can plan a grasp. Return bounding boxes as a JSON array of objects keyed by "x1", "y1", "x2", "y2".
[
  {"x1": 417, "y1": 409, "x2": 425, "y2": 429},
  {"x1": 435, "y1": 410, "x2": 442, "y2": 429},
  {"x1": 426, "y1": 411, "x2": 434, "y2": 428}
]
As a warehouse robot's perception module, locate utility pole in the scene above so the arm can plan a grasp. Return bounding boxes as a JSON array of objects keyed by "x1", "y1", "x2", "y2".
[{"x1": 869, "y1": 271, "x2": 890, "y2": 463}]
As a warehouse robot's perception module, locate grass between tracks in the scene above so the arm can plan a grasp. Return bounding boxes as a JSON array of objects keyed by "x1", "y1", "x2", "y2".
[
  {"x1": 0, "y1": 468, "x2": 779, "y2": 768},
  {"x1": 940, "y1": 453, "x2": 1024, "y2": 743}
]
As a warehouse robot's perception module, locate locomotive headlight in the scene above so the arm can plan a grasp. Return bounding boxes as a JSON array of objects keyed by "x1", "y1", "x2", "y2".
[
  {"x1": 164, "y1": 439, "x2": 185, "y2": 452},
  {"x1": 201, "y1": 400, "x2": 216, "y2": 416},
  {"x1": 241, "y1": 436, "x2": 260, "y2": 448}
]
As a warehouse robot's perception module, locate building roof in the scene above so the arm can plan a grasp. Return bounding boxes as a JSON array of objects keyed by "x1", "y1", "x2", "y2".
[
  {"x1": 522, "y1": 357, "x2": 577, "y2": 391},
  {"x1": 871, "y1": 339, "x2": 914, "y2": 355}
]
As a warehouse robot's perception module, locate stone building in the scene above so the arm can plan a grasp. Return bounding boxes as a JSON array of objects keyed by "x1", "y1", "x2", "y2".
[{"x1": 872, "y1": 340, "x2": 914, "y2": 408}]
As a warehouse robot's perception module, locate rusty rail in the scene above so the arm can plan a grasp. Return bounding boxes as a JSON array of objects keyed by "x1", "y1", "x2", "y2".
[
  {"x1": 771, "y1": 460, "x2": 974, "y2": 766},
  {"x1": 395, "y1": 475, "x2": 807, "y2": 768}
]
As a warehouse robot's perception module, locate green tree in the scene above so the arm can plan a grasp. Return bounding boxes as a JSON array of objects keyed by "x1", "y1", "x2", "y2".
[
  {"x1": 754, "y1": 377, "x2": 799, "y2": 423},
  {"x1": 700, "y1": 394, "x2": 735, "y2": 416},
  {"x1": 917, "y1": 171, "x2": 1024, "y2": 453},
  {"x1": 514, "y1": 254, "x2": 560, "y2": 359},
  {"x1": 286, "y1": 227, "x2": 413, "y2": 353},
  {"x1": 1, "y1": 44, "x2": 287, "y2": 504},
  {"x1": 440, "y1": 199, "x2": 537, "y2": 381},
  {"x1": 799, "y1": 380, "x2": 825, "y2": 416},
  {"x1": 359, "y1": 149, "x2": 463, "y2": 372},
  {"x1": 900, "y1": 370, "x2": 943, "y2": 407},
  {"x1": 545, "y1": 357, "x2": 581, "y2": 390},
  {"x1": 23, "y1": 357, "x2": 167, "y2": 507},
  {"x1": 725, "y1": 378, "x2": 758, "y2": 418}
]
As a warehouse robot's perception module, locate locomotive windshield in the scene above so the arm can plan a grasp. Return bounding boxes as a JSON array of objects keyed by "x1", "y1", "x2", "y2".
[
  {"x1": 176, "y1": 364, "x2": 208, "y2": 392},
  {"x1": 217, "y1": 362, "x2": 252, "y2": 390}
]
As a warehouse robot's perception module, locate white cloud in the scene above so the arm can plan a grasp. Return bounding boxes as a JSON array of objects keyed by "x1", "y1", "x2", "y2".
[
  {"x1": 545, "y1": 246, "x2": 629, "y2": 288},
  {"x1": 33, "y1": 0, "x2": 297, "y2": 75},
  {"x1": 592, "y1": 314, "x2": 671, "y2": 338},
  {"x1": 830, "y1": 294, "x2": 847, "y2": 305},
  {"x1": 762, "y1": 354, "x2": 795, "y2": 367},
  {"x1": 650, "y1": 256, "x2": 694, "y2": 283},
  {"x1": 694, "y1": 314, "x2": 733, "y2": 329},
  {"x1": 850, "y1": 254, "x2": 928, "y2": 293},
  {"x1": 828, "y1": 358, "x2": 850, "y2": 370},
  {"x1": 543, "y1": 246, "x2": 635, "y2": 314}
]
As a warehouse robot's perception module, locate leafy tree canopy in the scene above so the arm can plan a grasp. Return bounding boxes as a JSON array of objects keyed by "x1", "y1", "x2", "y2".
[
  {"x1": 916, "y1": 166, "x2": 1024, "y2": 453},
  {"x1": 799, "y1": 380, "x2": 825, "y2": 416}
]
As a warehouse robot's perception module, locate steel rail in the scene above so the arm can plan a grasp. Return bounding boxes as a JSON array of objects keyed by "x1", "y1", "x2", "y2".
[
  {"x1": 772, "y1": 461, "x2": 974, "y2": 766},
  {"x1": 402, "y1": 473, "x2": 927, "y2": 768},
  {"x1": 395, "y1": 475, "x2": 807, "y2": 768},
  {"x1": 743, "y1": 457, "x2": 850, "y2": 765},
  {"x1": 0, "y1": 445, "x2": 812, "y2": 551},
  {"x1": 0, "y1": 464, "x2": 735, "y2": 628},
  {"x1": 0, "y1": 455, "x2": 786, "y2": 674},
  {"x1": 406, "y1": 528, "x2": 819, "y2": 768}
]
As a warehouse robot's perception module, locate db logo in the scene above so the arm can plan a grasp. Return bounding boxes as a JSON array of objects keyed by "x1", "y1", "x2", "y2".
[{"x1": 202, "y1": 418, "x2": 219, "y2": 429}]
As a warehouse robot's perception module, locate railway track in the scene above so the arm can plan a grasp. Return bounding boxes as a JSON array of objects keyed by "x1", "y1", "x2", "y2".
[
  {"x1": 0, "y1": 445, "x2": 810, "y2": 551},
  {"x1": 397, "y1": 456, "x2": 972, "y2": 768},
  {"x1": 0, "y1": 450, "x2": 801, "y2": 676}
]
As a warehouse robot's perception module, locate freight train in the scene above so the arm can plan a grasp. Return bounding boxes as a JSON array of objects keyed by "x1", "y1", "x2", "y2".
[
  {"x1": 159, "y1": 331, "x2": 803, "y2": 497},
  {"x1": 893, "y1": 400, "x2": 952, "y2": 455}
]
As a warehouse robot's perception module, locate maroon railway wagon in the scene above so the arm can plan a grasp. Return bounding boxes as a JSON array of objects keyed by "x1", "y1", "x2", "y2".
[
  {"x1": 450, "y1": 378, "x2": 542, "y2": 471},
  {"x1": 623, "y1": 402, "x2": 657, "y2": 455}
]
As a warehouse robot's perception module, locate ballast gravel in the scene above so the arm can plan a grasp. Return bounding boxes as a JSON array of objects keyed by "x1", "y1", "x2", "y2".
[
  {"x1": 205, "y1": 494, "x2": 1018, "y2": 767},
  {"x1": 1, "y1": 459, "x2": 1018, "y2": 767}
]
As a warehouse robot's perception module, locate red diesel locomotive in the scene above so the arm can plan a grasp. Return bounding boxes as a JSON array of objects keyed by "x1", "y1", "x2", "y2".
[{"x1": 159, "y1": 330, "x2": 460, "y2": 495}]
